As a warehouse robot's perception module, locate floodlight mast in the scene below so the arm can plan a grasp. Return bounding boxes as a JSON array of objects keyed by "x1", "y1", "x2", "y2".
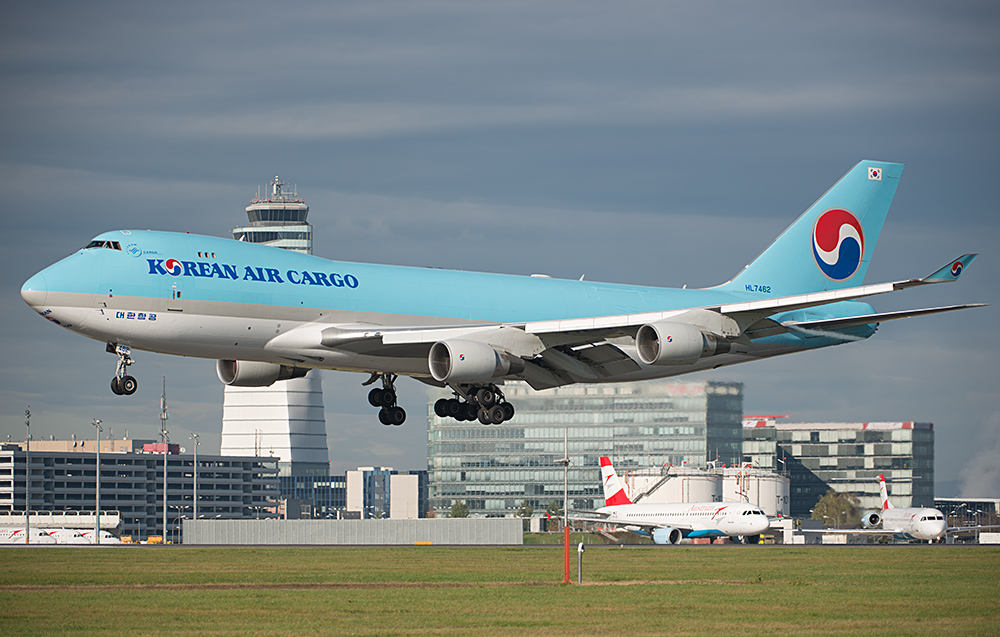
[
  {"x1": 92, "y1": 418, "x2": 103, "y2": 544},
  {"x1": 161, "y1": 377, "x2": 168, "y2": 542},
  {"x1": 190, "y1": 433, "x2": 200, "y2": 522},
  {"x1": 24, "y1": 408, "x2": 30, "y2": 545}
]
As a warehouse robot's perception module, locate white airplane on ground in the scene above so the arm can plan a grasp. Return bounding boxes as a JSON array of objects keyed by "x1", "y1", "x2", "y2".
[
  {"x1": 79, "y1": 529, "x2": 123, "y2": 544},
  {"x1": 572, "y1": 456, "x2": 771, "y2": 544},
  {"x1": 21, "y1": 161, "x2": 983, "y2": 425},
  {"x1": 826, "y1": 474, "x2": 998, "y2": 543},
  {"x1": 0, "y1": 527, "x2": 57, "y2": 544},
  {"x1": 48, "y1": 528, "x2": 92, "y2": 544}
]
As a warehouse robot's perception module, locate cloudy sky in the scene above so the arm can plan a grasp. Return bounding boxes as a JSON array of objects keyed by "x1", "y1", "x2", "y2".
[{"x1": 1, "y1": 1, "x2": 997, "y2": 497}]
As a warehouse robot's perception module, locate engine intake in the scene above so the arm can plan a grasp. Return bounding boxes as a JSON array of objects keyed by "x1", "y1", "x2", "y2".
[
  {"x1": 860, "y1": 511, "x2": 882, "y2": 528},
  {"x1": 652, "y1": 527, "x2": 683, "y2": 545},
  {"x1": 635, "y1": 321, "x2": 732, "y2": 366},
  {"x1": 216, "y1": 360, "x2": 308, "y2": 387},
  {"x1": 428, "y1": 340, "x2": 525, "y2": 383}
]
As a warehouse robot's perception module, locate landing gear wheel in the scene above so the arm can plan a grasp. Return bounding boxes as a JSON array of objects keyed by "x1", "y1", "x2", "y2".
[
  {"x1": 387, "y1": 406, "x2": 406, "y2": 426},
  {"x1": 120, "y1": 375, "x2": 138, "y2": 395},
  {"x1": 434, "y1": 399, "x2": 450, "y2": 418},
  {"x1": 478, "y1": 408, "x2": 491, "y2": 425},
  {"x1": 476, "y1": 388, "x2": 496, "y2": 408},
  {"x1": 378, "y1": 408, "x2": 391, "y2": 425},
  {"x1": 501, "y1": 402, "x2": 515, "y2": 421},
  {"x1": 488, "y1": 405, "x2": 506, "y2": 424},
  {"x1": 111, "y1": 377, "x2": 123, "y2": 395},
  {"x1": 445, "y1": 399, "x2": 463, "y2": 418},
  {"x1": 369, "y1": 387, "x2": 384, "y2": 407}
]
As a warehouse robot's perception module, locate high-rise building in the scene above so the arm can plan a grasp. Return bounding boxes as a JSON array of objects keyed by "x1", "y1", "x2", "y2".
[
  {"x1": 426, "y1": 380, "x2": 743, "y2": 517},
  {"x1": 220, "y1": 177, "x2": 329, "y2": 477},
  {"x1": 742, "y1": 419, "x2": 934, "y2": 516}
]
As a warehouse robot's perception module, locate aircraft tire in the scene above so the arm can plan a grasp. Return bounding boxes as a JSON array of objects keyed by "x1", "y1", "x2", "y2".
[
  {"x1": 488, "y1": 405, "x2": 505, "y2": 425},
  {"x1": 501, "y1": 402, "x2": 515, "y2": 421},
  {"x1": 434, "y1": 399, "x2": 449, "y2": 417},
  {"x1": 121, "y1": 375, "x2": 138, "y2": 395},
  {"x1": 445, "y1": 399, "x2": 463, "y2": 417},
  {"x1": 378, "y1": 408, "x2": 391, "y2": 425},
  {"x1": 111, "y1": 377, "x2": 123, "y2": 395},
  {"x1": 478, "y1": 409, "x2": 491, "y2": 425},
  {"x1": 476, "y1": 387, "x2": 496, "y2": 407},
  {"x1": 388, "y1": 406, "x2": 406, "y2": 425},
  {"x1": 369, "y1": 388, "x2": 384, "y2": 407},
  {"x1": 464, "y1": 402, "x2": 479, "y2": 420}
]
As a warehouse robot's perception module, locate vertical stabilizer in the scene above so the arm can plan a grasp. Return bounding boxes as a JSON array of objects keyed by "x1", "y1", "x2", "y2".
[
  {"x1": 878, "y1": 473, "x2": 894, "y2": 511},
  {"x1": 600, "y1": 456, "x2": 634, "y2": 507},
  {"x1": 717, "y1": 160, "x2": 903, "y2": 296}
]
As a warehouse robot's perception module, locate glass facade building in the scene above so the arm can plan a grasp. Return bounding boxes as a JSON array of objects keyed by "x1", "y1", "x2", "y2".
[
  {"x1": 742, "y1": 420, "x2": 934, "y2": 516},
  {"x1": 427, "y1": 380, "x2": 743, "y2": 517}
]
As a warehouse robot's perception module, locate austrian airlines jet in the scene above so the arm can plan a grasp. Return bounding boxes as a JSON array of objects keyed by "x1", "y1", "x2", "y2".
[
  {"x1": 574, "y1": 457, "x2": 770, "y2": 544},
  {"x1": 829, "y1": 474, "x2": 997, "y2": 543},
  {"x1": 21, "y1": 161, "x2": 982, "y2": 425}
]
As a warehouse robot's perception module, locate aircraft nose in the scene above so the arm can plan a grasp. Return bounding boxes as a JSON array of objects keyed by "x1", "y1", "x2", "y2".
[{"x1": 21, "y1": 272, "x2": 48, "y2": 308}]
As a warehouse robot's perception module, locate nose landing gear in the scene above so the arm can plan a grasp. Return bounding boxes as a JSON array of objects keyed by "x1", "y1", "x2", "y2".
[
  {"x1": 107, "y1": 343, "x2": 138, "y2": 395},
  {"x1": 364, "y1": 373, "x2": 406, "y2": 426}
]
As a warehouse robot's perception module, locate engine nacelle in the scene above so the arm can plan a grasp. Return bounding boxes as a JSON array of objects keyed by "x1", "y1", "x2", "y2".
[
  {"x1": 216, "y1": 360, "x2": 308, "y2": 387},
  {"x1": 651, "y1": 527, "x2": 683, "y2": 545},
  {"x1": 860, "y1": 511, "x2": 882, "y2": 528},
  {"x1": 428, "y1": 340, "x2": 525, "y2": 383},
  {"x1": 635, "y1": 321, "x2": 732, "y2": 366}
]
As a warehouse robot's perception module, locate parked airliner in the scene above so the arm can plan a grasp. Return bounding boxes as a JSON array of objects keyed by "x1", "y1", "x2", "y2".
[
  {"x1": 830, "y1": 474, "x2": 998, "y2": 543},
  {"x1": 0, "y1": 527, "x2": 57, "y2": 544},
  {"x1": 573, "y1": 457, "x2": 770, "y2": 544},
  {"x1": 21, "y1": 161, "x2": 982, "y2": 425}
]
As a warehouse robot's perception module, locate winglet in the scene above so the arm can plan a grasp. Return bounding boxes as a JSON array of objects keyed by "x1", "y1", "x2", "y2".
[{"x1": 920, "y1": 254, "x2": 977, "y2": 283}]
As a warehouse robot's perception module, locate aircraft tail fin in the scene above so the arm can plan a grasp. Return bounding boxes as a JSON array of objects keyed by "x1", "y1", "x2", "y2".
[
  {"x1": 878, "y1": 473, "x2": 894, "y2": 511},
  {"x1": 600, "y1": 456, "x2": 634, "y2": 507},
  {"x1": 717, "y1": 160, "x2": 903, "y2": 297}
]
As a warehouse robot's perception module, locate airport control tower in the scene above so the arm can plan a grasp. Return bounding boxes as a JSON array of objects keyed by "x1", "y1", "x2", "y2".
[{"x1": 220, "y1": 177, "x2": 330, "y2": 477}]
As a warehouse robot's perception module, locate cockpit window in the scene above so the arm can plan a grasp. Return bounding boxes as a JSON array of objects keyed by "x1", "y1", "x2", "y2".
[{"x1": 84, "y1": 240, "x2": 122, "y2": 251}]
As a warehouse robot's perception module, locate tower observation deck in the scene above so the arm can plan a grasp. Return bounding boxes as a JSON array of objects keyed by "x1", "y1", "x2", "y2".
[
  {"x1": 232, "y1": 177, "x2": 313, "y2": 253},
  {"x1": 221, "y1": 177, "x2": 329, "y2": 477}
]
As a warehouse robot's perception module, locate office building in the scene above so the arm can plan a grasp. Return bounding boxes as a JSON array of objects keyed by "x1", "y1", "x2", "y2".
[
  {"x1": 427, "y1": 380, "x2": 744, "y2": 517},
  {"x1": 743, "y1": 419, "x2": 934, "y2": 516},
  {"x1": 0, "y1": 440, "x2": 279, "y2": 541}
]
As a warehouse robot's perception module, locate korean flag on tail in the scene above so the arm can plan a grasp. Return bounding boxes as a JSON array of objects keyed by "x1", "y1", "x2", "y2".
[{"x1": 868, "y1": 166, "x2": 882, "y2": 181}]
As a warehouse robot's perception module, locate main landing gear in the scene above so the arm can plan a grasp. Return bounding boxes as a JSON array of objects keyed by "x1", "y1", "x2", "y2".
[
  {"x1": 434, "y1": 384, "x2": 515, "y2": 425},
  {"x1": 107, "y1": 343, "x2": 138, "y2": 396},
  {"x1": 364, "y1": 373, "x2": 406, "y2": 426}
]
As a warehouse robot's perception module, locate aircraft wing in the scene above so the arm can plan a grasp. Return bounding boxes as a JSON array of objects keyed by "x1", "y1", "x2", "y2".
[{"x1": 265, "y1": 254, "x2": 981, "y2": 387}]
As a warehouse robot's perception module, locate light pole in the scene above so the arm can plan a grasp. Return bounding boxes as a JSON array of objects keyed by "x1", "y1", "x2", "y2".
[
  {"x1": 24, "y1": 408, "x2": 30, "y2": 545},
  {"x1": 190, "y1": 433, "x2": 200, "y2": 521},
  {"x1": 92, "y1": 418, "x2": 103, "y2": 544},
  {"x1": 160, "y1": 377, "x2": 168, "y2": 542}
]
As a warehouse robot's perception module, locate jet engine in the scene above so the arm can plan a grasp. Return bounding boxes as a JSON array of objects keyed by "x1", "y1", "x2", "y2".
[
  {"x1": 428, "y1": 340, "x2": 525, "y2": 384},
  {"x1": 651, "y1": 527, "x2": 683, "y2": 545},
  {"x1": 860, "y1": 511, "x2": 882, "y2": 528},
  {"x1": 635, "y1": 321, "x2": 732, "y2": 366},
  {"x1": 216, "y1": 360, "x2": 308, "y2": 387}
]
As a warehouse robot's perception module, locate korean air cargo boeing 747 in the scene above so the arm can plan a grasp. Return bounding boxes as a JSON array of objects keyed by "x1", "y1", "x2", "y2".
[{"x1": 21, "y1": 161, "x2": 983, "y2": 425}]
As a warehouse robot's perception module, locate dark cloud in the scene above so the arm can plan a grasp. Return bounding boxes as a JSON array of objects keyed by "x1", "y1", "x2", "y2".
[{"x1": 1, "y1": 1, "x2": 997, "y2": 494}]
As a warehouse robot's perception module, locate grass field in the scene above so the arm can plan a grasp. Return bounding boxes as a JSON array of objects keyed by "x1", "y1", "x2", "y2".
[{"x1": 1, "y1": 545, "x2": 998, "y2": 636}]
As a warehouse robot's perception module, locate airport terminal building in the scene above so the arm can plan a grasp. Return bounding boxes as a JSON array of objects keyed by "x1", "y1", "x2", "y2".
[
  {"x1": 742, "y1": 419, "x2": 934, "y2": 516},
  {"x1": 0, "y1": 441, "x2": 279, "y2": 541},
  {"x1": 427, "y1": 380, "x2": 744, "y2": 517}
]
